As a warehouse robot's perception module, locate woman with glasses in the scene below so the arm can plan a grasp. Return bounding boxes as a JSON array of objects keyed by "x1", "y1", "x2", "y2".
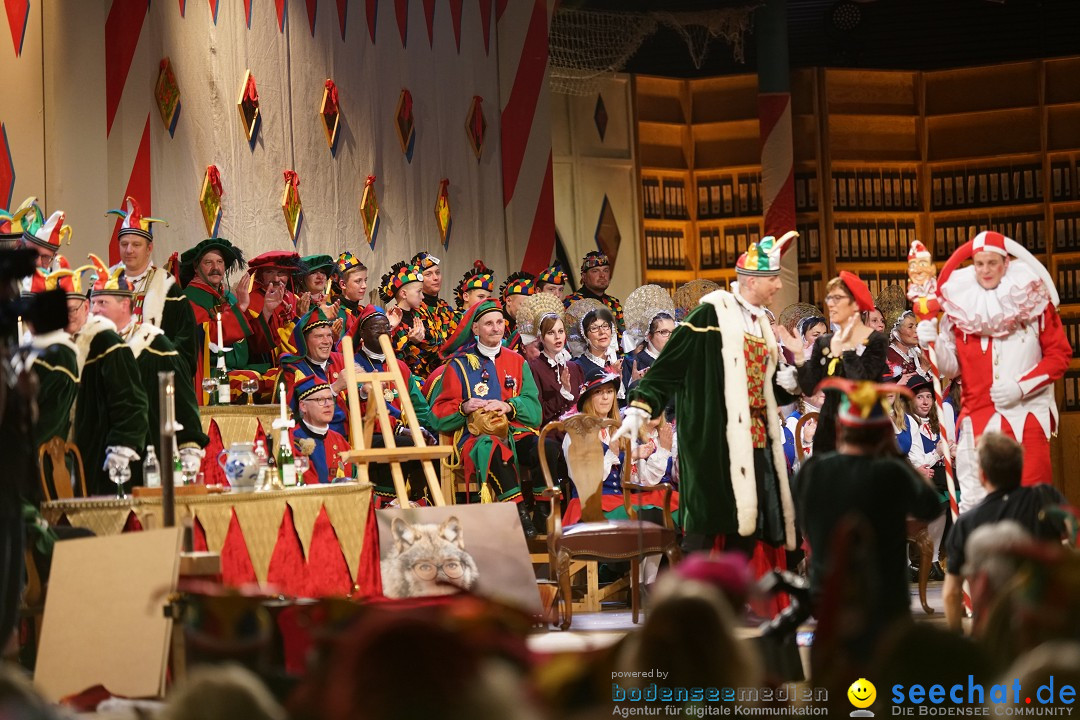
[
  {"x1": 779, "y1": 271, "x2": 888, "y2": 454},
  {"x1": 621, "y1": 312, "x2": 676, "y2": 395},
  {"x1": 572, "y1": 307, "x2": 624, "y2": 400}
]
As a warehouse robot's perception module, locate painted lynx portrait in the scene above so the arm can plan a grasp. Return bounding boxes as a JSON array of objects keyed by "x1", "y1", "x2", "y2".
[{"x1": 380, "y1": 516, "x2": 480, "y2": 598}]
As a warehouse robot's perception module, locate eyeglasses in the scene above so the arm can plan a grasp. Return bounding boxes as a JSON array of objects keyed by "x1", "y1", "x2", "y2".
[
  {"x1": 302, "y1": 396, "x2": 336, "y2": 406},
  {"x1": 824, "y1": 294, "x2": 851, "y2": 305},
  {"x1": 411, "y1": 560, "x2": 465, "y2": 580},
  {"x1": 587, "y1": 323, "x2": 612, "y2": 334},
  {"x1": 652, "y1": 328, "x2": 673, "y2": 338}
]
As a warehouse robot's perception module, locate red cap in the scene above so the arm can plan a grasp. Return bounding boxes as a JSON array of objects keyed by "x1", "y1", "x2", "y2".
[
  {"x1": 971, "y1": 231, "x2": 1008, "y2": 258},
  {"x1": 838, "y1": 271, "x2": 875, "y2": 313}
]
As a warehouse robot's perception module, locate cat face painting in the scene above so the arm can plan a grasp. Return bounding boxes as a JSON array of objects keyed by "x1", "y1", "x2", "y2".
[{"x1": 380, "y1": 516, "x2": 480, "y2": 598}]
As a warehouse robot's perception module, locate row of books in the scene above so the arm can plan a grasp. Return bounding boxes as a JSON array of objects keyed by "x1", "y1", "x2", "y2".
[
  {"x1": 832, "y1": 169, "x2": 920, "y2": 212},
  {"x1": 930, "y1": 164, "x2": 1042, "y2": 210},
  {"x1": 643, "y1": 229, "x2": 689, "y2": 270},
  {"x1": 866, "y1": 271, "x2": 909, "y2": 301},
  {"x1": 696, "y1": 174, "x2": 764, "y2": 219},
  {"x1": 1053, "y1": 213, "x2": 1080, "y2": 252},
  {"x1": 700, "y1": 224, "x2": 761, "y2": 269},
  {"x1": 1055, "y1": 263, "x2": 1080, "y2": 304},
  {"x1": 642, "y1": 178, "x2": 689, "y2": 219},
  {"x1": 795, "y1": 223, "x2": 822, "y2": 263},
  {"x1": 797, "y1": 276, "x2": 824, "y2": 306},
  {"x1": 1062, "y1": 317, "x2": 1080, "y2": 359},
  {"x1": 1061, "y1": 371, "x2": 1080, "y2": 412},
  {"x1": 833, "y1": 221, "x2": 920, "y2": 262},
  {"x1": 933, "y1": 216, "x2": 1045, "y2": 260},
  {"x1": 1051, "y1": 163, "x2": 1074, "y2": 202},
  {"x1": 794, "y1": 173, "x2": 820, "y2": 213}
]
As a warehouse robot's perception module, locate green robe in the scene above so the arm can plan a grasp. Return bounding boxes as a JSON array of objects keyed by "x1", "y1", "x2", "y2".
[
  {"x1": 74, "y1": 317, "x2": 149, "y2": 495},
  {"x1": 128, "y1": 323, "x2": 208, "y2": 485},
  {"x1": 627, "y1": 290, "x2": 797, "y2": 546},
  {"x1": 130, "y1": 265, "x2": 198, "y2": 377},
  {"x1": 30, "y1": 332, "x2": 78, "y2": 448}
]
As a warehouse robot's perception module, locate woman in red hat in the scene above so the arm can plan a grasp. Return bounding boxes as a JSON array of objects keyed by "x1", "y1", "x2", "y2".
[{"x1": 779, "y1": 271, "x2": 888, "y2": 454}]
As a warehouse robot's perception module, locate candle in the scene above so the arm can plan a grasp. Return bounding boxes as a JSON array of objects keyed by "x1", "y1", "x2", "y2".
[
  {"x1": 279, "y1": 382, "x2": 287, "y2": 422},
  {"x1": 216, "y1": 312, "x2": 224, "y2": 352},
  {"x1": 17, "y1": 316, "x2": 23, "y2": 342}
]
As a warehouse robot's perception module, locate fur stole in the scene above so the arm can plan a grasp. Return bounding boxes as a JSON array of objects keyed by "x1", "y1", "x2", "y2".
[{"x1": 74, "y1": 315, "x2": 118, "y2": 372}]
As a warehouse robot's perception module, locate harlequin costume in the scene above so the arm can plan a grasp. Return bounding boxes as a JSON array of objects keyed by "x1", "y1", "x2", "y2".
[
  {"x1": 431, "y1": 300, "x2": 541, "y2": 507},
  {"x1": 926, "y1": 231, "x2": 1072, "y2": 510},
  {"x1": 72, "y1": 311, "x2": 148, "y2": 496},
  {"x1": 500, "y1": 272, "x2": 535, "y2": 354},
  {"x1": 412, "y1": 251, "x2": 458, "y2": 348},
  {"x1": 28, "y1": 269, "x2": 80, "y2": 447},
  {"x1": 245, "y1": 251, "x2": 307, "y2": 368},
  {"x1": 19, "y1": 209, "x2": 72, "y2": 293},
  {"x1": 353, "y1": 304, "x2": 438, "y2": 506},
  {"x1": 383, "y1": 262, "x2": 442, "y2": 380},
  {"x1": 106, "y1": 197, "x2": 198, "y2": 375},
  {"x1": 563, "y1": 251, "x2": 624, "y2": 338},
  {"x1": 278, "y1": 308, "x2": 348, "y2": 437},
  {"x1": 795, "y1": 271, "x2": 889, "y2": 454},
  {"x1": 626, "y1": 233, "x2": 799, "y2": 553},
  {"x1": 290, "y1": 375, "x2": 355, "y2": 485}
]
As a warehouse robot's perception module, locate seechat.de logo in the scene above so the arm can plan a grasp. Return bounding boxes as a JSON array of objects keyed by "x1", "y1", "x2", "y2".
[{"x1": 849, "y1": 678, "x2": 877, "y2": 717}]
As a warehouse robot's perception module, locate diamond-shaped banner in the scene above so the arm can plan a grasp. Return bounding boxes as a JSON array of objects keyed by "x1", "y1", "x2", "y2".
[
  {"x1": 281, "y1": 170, "x2": 303, "y2": 244},
  {"x1": 395, "y1": 89, "x2": 416, "y2": 162},
  {"x1": 155, "y1": 58, "x2": 181, "y2": 136},
  {"x1": 465, "y1": 96, "x2": 486, "y2": 162},
  {"x1": 0, "y1": 123, "x2": 14, "y2": 209},
  {"x1": 320, "y1": 79, "x2": 341, "y2": 153},
  {"x1": 594, "y1": 93, "x2": 608, "y2": 142},
  {"x1": 360, "y1": 175, "x2": 380, "y2": 250},
  {"x1": 200, "y1": 165, "x2": 223, "y2": 237},
  {"x1": 594, "y1": 195, "x2": 621, "y2": 268},
  {"x1": 434, "y1": 179, "x2": 452, "y2": 249}
]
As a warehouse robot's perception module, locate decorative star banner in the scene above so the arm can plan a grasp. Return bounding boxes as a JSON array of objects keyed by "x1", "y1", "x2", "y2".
[
  {"x1": 200, "y1": 165, "x2": 224, "y2": 237},
  {"x1": 281, "y1": 170, "x2": 303, "y2": 244},
  {"x1": 360, "y1": 175, "x2": 380, "y2": 250}
]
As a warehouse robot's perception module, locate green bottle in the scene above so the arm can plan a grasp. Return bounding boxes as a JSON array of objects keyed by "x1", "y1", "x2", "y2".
[{"x1": 277, "y1": 429, "x2": 296, "y2": 486}]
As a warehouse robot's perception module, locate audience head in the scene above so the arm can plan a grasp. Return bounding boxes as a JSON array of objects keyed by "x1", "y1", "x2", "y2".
[
  {"x1": 648, "y1": 312, "x2": 676, "y2": 353},
  {"x1": 535, "y1": 262, "x2": 566, "y2": 299},
  {"x1": 577, "y1": 370, "x2": 619, "y2": 420},
  {"x1": 299, "y1": 255, "x2": 335, "y2": 296},
  {"x1": 580, "y1": 251, "x2": 611, "y2": 294},
  {"x1": 978, "y1": 432, "x2": 1024, "y2": 493},
  {"x1": 66, "y1": 294, "x2": 89, "y2": 334},
  {"x1": 411, "y1": 251, "x2": 442, "y2": 296},
  {"x1": 824, "y1": 272, "x2": 873, "y2": 326},
  {"x1": 798, "y1": 315, "x2": 828, "y2": 349},
  {"x1": 89, "y1": 271, "x2": 135, "y2": 328},
  {"x1": 181, "y1": 238, "x2": 245, "y2": 290},
  {"x1": 336, "y1": 252, "x2": 368, "y2": 303},
  {"x1": 500, "y1": 272, "x2": 535, "y2": 321},
  {"x1": 108, "y1": 196, "x2": 164, "y2": 276},
  {"x1": 892, "y1": 310, "x2": 919, "y2": 348},
  {"x1": 380, "y1": 262, "x2": 424, "y2": 310},
  {"x1": 471, "y1": 301, "x2": 505, "y2": 348},
  {"x1": 301, "y1": 313, "x2": 335, "y2": 363},
  {"x1": 972, "y1": 232, "x2": 1010, "y2": 290},
  {"x1": 733, "y1": 231, "x2": 796, "y2": 308},
  {"x1": 829, "y1": 378, "x2": 909, "y2": 457},
  {"x1": 160, "y1": 663, "x2": 286, "y2": 720},
  {"x1": 538, "y1": 313, "x2": 566, "y2": 357},
  {"x1": 457, "y1": 261, "x2": 495, "y2": 310},
  {"x1": 357, "y1": 305, "x2": 391, "y2": 350},
  {"x1": 862, "y1": 306, "x2": 886, "y2": 333},
  {"x1": 296, "y1": 376, "x2": 336, "y2": 427},
  {"x1": 581, "y1": 307, "x2": 615, "y2": 355}
]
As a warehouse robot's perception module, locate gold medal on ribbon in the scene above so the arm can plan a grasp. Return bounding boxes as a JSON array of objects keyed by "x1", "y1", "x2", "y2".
[
  {"x1": 383, "y1": 388, "x2": 396, "y2": 403},
  {"x1": 473, "y1": 382, "x2": 489, "y2": 397}
]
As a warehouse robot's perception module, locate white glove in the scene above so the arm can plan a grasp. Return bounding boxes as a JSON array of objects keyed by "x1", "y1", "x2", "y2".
[
  {"x1": 179, "y1": 447, "x2": 205, "y2": 474},
  {"x1": 611, "y1": 406, "x2": 649, "y2": 444},
  {"x1": 103, "y1": 445, "x2": 140, "y2": 472},
  {"x1": 916, "y1": 319, "x2": 939, "y2": 349},
  {"x1": 989, "y1": 380, "x2": 1023, "y2": 408},
  {"x1": 776, "y1": 365, "x2": 800, "y2": 394}
]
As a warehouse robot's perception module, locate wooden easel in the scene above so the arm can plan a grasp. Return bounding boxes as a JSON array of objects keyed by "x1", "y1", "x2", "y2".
[{"x1": 338, "y1": 334, "x2": 452, "y2": 506}]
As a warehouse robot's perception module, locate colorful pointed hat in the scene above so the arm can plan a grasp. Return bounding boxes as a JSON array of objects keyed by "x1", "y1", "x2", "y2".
[
  {"x1": 500, "y1": 271, "x2": 535, "y2": 303},
  {"x1": 456, "y1": 261, "x2": 495, "y2": 309},
  {"x1": 336, "y1": 250, "x2": 365, "y2": 277},
  {"x1": 971, "y1": 230, "x2": 1008, "y2": 257},
  {"x1": 65, "y1": 262, "x2": 100, "y2": 302},
  {"x1": 735, "y1": 230, "x2": 798, "y2": 277},
  {"x1": 106, "y1": 196, "x2": 168, "y2": 242},
  {"x1": 1, "y1": 197, "x2": 44, "y2": 241},
  {"x1": 22, "y1": 210, "x2": 72, "y2": 252},
  {"x1": 410, "y1": 251, "x2": 441, "y2": 271},
  {"x1": 90, "y1": 262, "x2": 135, "y2": 298},
  {"x1": 440, "y1": 298, "x2": 502, "y2": 360},
  {"x1": 908, "y1": 239, "x2": 931, "y2": 263},
  {"x1": 816, "y1": 377, "x2": 912, "y2": 427},
  {"x1": 292, "y1": 373, "x2": 333, "y2": 416},
  {"x1": 536, "y1": 262, "x2": 567, "y2": 287}
]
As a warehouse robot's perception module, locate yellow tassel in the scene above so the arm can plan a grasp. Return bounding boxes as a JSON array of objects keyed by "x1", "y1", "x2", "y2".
[
  {"x1": 480, "y1": 482, "x2": 494, "y2": 504},
  {"x1": 466, "y1": 353, "x2": 481, "y2": 370}
]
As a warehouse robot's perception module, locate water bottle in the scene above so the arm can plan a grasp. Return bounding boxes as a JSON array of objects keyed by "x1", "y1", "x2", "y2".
[{"x1": 144, "y1": 445, "x2": 161, "y2": 488}]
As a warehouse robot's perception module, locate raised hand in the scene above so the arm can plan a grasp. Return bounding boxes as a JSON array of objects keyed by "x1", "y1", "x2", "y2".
[{"x1": 234, "y1": 270, "x2": 252, "y2": 312}]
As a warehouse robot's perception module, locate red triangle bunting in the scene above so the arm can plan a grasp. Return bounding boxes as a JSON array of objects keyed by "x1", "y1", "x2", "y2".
[
  {"x1": 178, "y1": 0, "x2": 186, "y2": 17},
  {"x1": 3, "y1": 0, "x2": 27, "y2": 57},
  {"x1": 422, "y1": 0, "x2": 435, "y2": 46},
  {"x1": 478, "y1": 0, "x2": 491, "y2": 54},
  {"x1": 208, "y1": 0, "x2": 219, "y2": 23},
  {"x1": 394, "y1": 0, "x2": 408, "y2": 47},
  {"x1": 449, "y1": 0, "x2": 462, "y2": 51},
  {"x1": 275, "y1": 0, "x2": 286, "y2": 31},
  {"x1": 305, "y1": 0, "x2": 317, "y2": 34},
  {"x1": 365, "y1": 0, "x2": 377, "y2": 42},
  {"x1": 337, "y1": 0, "x2": 347, "y2": 39},
  {"x1": 244, "y1": 0, "x2": 253, "y2": 26},
  {"x1": 105, "y1": 0, "x2": 149, "y2": 137}
]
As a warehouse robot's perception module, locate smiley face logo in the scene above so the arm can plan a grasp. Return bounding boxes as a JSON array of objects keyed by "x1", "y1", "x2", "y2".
[{"x1": 848, "y1": 678, "x2": 876, "y2": 713}]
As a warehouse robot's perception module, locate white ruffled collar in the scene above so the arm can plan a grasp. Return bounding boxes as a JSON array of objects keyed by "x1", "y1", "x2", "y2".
[{"x1": 940, "y1": 263, "x2": 1050, "y2": 338}]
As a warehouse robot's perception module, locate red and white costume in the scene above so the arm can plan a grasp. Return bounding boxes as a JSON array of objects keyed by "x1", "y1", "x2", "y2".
[{"x1": 931, "y1": 231, "x2": 1072, "y2": 511}]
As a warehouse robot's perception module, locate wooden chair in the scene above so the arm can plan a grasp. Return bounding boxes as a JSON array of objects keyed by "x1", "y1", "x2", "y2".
[
  {"x1": 538, "y1": 415, "x2": 681, "y2": 630},
  {"x1": 794, "y1": 411, "x2": 819, "y2": 464},
  {"x1": 906, "y1": 518, "x2": 935, "y2": 614},
  {"x1": 37, "y1": 436, "x2": 87, "y2": 501}
]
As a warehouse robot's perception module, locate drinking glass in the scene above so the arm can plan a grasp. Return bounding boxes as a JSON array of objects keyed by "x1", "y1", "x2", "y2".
[
  {"x1": 201, "y1": 377, "x2": 218, "y2": 404},
  {"x1": 241, "y1": 377, "x2": 259, "y2": 405},
  {"x1": 109, "y1": 463, "x2": 131, "y2": 499}
]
